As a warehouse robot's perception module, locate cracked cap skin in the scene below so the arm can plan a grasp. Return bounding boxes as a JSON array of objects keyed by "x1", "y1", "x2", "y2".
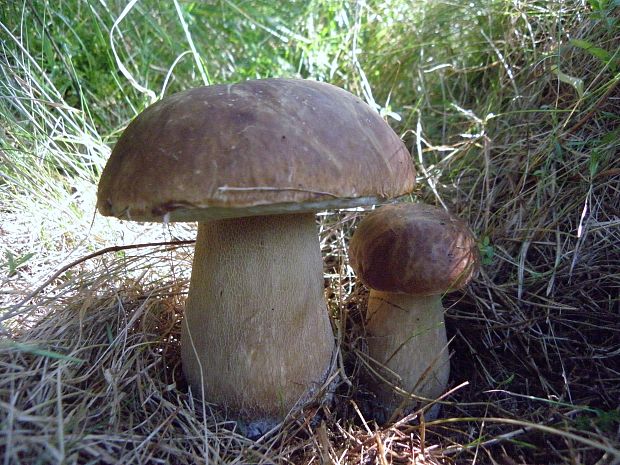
[
  {"x1": 97, "y1": 78, "x2": 416, "y2": 222},
  {"x1": 349, "y1": 203, "x2": 479, "y2": 296}
]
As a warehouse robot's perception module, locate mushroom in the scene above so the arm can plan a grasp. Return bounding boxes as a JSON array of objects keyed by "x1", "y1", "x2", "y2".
[
  {"x1": 348, "y1": 203, "x2": 478, "y2": 420},
  {"x1": 96, "y1": 78, "x2": 416, "y2": 432}
]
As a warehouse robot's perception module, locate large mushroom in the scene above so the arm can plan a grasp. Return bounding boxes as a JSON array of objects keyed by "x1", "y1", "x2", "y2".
[
  {"x1": 96, "y1": 78, "x2": 416, "y2": 432},
  {"x1": 349, "y1": 203, "x2": 478, "y2": 421}
]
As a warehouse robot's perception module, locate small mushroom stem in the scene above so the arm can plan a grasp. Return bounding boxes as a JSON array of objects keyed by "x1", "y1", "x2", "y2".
[
  {"x1": 365, "y1": 290, "x2": 450, "y2": 418},
  {"x1": 181, "y1": 213, "x2": 335, "y2": 427}
]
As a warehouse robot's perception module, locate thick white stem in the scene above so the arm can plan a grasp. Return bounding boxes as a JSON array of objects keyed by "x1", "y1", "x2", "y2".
[
  {"x1": 181, "y1": 213, "x2": 334, "y2": 425},
  {"x1": 365, "y1": 291, "x2": 449, "y2": 417}
]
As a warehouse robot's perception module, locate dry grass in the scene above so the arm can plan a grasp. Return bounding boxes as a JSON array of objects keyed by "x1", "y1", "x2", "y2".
[
  {"x1": 1, "y1": 189, "x2": 617, "y2": 464},
  {"x1": 1, "y1": 1, "x2": 619, "y2": 464}
]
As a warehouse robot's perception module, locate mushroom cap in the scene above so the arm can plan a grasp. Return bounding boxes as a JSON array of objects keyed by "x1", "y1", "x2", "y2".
[
  {"x1": 349, "y1": 203, "x2": 479, "y2": 296},
  {"x1": 97, "y1": 78, "x2": 415, "y2": 222}
]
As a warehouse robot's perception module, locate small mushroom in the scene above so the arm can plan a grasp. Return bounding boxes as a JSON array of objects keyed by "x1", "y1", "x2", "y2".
[
  {"x1": 349, "y1": 203, "x2": 478, "y2": 420},
  {"x1": 96, "y1": 78, "x2": 416, "y2": 433}
]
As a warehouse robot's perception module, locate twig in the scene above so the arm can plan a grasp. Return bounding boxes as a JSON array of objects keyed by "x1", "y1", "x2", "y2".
[
  {"x1": 374, "y1": 432, "x2": 389, "y2": 465},
  {"x1": 217, "y1": 185, "x2": 340, "y2": 198},
  {"x1": 3, "y1": 240, "x2": 195, "y2": 320},
  {"x1": 442, "y1": 424, "x2": 533, "y2": 456},
  {"x1": 427, "y1": 417, "x2": 620, "y2": 459},
  {"x1": 561, "y1": 78, "x2": 619, "y2": 138}
]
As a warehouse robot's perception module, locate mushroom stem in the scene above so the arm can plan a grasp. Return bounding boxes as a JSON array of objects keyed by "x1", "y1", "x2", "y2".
[
  {"x1": 181, "y1": 213, "x2": 335, "y2": 427},
  {"x1": 365, "y1": 290, "x2": 449, "y2": 417}
]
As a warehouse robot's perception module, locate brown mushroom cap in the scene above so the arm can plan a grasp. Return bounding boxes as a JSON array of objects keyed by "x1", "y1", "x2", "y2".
[
  {"x1": 349, "y1": 203, "x2": 479, "y2": 296},
  {"x1": 97, "y1": 78, "x2": 415, "y2": 222}
]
